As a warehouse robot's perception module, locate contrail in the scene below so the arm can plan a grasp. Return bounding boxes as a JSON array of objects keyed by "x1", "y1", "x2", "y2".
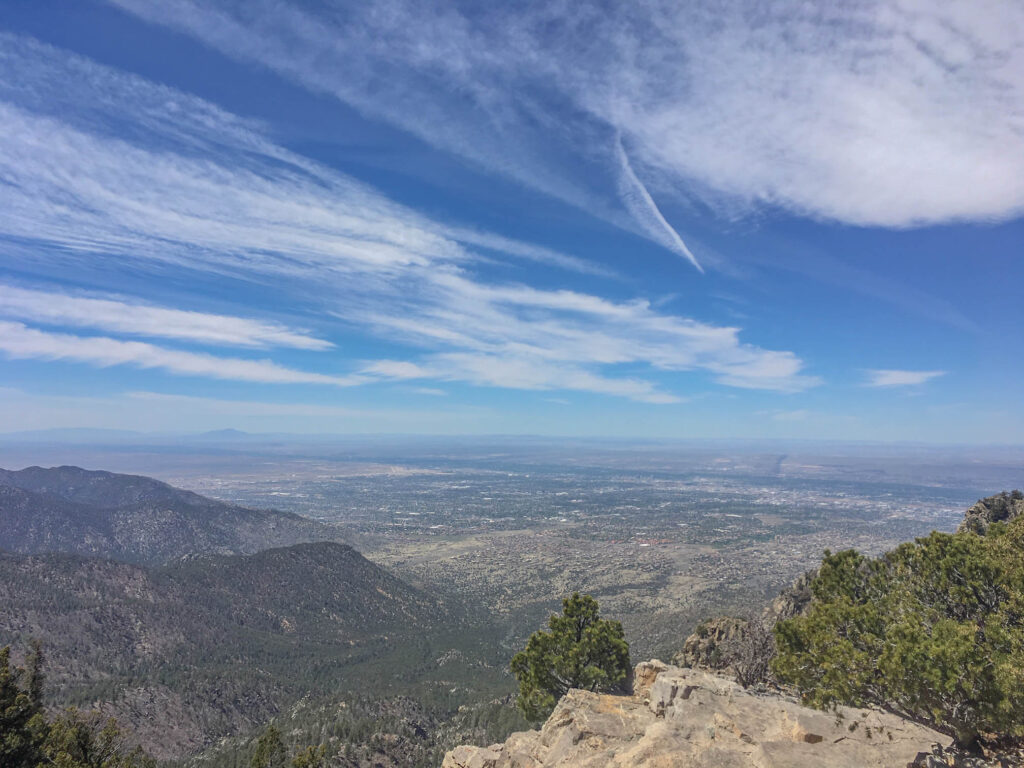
[{"x1": 614, "y1": 134, "x2": 702, "y2": 272}]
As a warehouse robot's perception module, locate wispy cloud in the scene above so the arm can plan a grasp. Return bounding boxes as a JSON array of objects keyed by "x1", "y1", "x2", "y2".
[
  {"x1": 864, "y1": 369, "x2": 946, "y2": 388},
  {"x1": 0, "y1": 34, "x2": 819, "y2": 401},
  {"x1": 0, "y1": 284, "x2": 330, "y2": 350},
  {"x1": 613, "y1": 135, "x2": 701, "y2": 270},
  {"x1": 349, "y1": 273, "x2": 820, "y2": 396},
  {"x1": 111, "y1": 0, "x2": 1024, "y2": 234},
  {"x1": 0, "y1": 322, "x2": 365, "y2": 386}
]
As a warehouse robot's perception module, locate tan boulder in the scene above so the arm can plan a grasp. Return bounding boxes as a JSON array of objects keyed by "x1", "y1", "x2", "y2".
[{"x1": 632, "y1": 658, "x2": 670, "y2": 699}]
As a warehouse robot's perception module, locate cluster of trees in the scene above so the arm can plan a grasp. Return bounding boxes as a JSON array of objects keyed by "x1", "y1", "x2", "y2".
[
  {"x1": 773, "y1": 500, "x2": 1024, "y2": 749},
  {"x1": 248, "y1": 726, "x2": 326, "y2": 768},
  {"x1": 1, "y1": 642, "x2": 154, "y2": 768}
]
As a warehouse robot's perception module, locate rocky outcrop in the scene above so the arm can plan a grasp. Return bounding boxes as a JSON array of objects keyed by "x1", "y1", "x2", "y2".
[
  {"x1": 764, "y1": 570, "x2": 814, "y2": 625},
  {"x1": 443, "y1": 661, "x2": 944, "y2": 768},
  {"x1": 671, "y1": 616, "x2": 746, "y2": 670},
  {"x1": 672, "y1": 570, "x2": 815, "y2": 673},
  {"x1": 958, "y1": 491, "x2": 1024, "y2": 535}
]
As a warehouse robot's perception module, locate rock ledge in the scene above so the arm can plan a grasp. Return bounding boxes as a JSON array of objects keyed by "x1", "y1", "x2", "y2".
[{"x1": 443, "y1": 661, "x2": 943, "y2": 768}]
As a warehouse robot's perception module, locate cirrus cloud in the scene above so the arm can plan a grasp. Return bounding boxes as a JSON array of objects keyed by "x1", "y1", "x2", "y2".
[
  {"x1": 0, "y1": 321, "x2": 366, "y2": 386},
  {"x1": 0, "y1": 284, "x2": 331, "y2": 350},
  {"x1": 864, "y1": 369, "x2": 947, "y2": 387},
  {"x1": 0, "y1": 33, "x2": 820, "y2": 402},
  {"x1": 110, "y1": 0, "x2": 1024, "y2": 237}
]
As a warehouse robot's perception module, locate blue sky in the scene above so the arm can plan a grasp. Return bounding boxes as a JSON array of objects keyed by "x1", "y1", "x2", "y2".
[{"x1": 0, "y1": 0, "x2": 1022, "y2": 441}]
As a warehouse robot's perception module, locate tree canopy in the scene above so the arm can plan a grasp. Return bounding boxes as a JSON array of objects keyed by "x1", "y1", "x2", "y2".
[
  {"x1": 510, "y1": 593, "x2": 631, "y2": 721},
  {"x1": 772, "y1": 514, "x2": 1024, "y2": 748},
  {"x1": 251, "y1": 725, "x2": 288, "y2": 768},
  {"x1": 1, "y1": 642, "x2": 154, "y2": 768}
]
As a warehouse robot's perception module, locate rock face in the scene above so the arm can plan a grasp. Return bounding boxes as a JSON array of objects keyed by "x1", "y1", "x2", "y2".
[
  {"x1": 672, "y1": 570, "x2": 815, "y2": 673},
  {"x1": 764, "y1": 570, "x2": 814, "y2": 625},
  {"x1": 443, "y1": 661, "x2": 943, "y2": 768},
  {"x1": 672, "y1": 616, "x2": 746, "y2": 669},
  {"x1": 958, "y1": 491, "x2": 1024, "y2": 535}
]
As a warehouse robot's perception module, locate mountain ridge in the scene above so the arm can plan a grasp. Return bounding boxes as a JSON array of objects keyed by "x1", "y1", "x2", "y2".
[
  {"x1": 0, "y1": 539, "x2": 455, "y2": 758},
  {"x1": 0, "y1": 464, "x2": 339, "y2": 564}
]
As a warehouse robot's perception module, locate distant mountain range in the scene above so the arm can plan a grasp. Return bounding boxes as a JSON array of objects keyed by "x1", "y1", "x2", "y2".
[{"x1": 0, "y1": 465, "x2": 339, "y2": 564}]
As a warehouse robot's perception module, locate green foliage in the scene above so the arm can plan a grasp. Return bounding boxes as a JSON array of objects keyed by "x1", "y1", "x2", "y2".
[
  {"x1": 510, "y1": 593, "x2": 631, "y2": 722},
  {"x1": 250, "y1": 726, "x2": 287, "y2": 768},
  {"x1": 773, "y1": 519, "x2": 1024, "y2": 746},
  {"x1": 246, "y1": 727, "x2": 331, "y2": 768},
  {"x1": 0, "y1": 645, "x2": 48, "y2": 767},
  {"x1": 43, "y1": 709, "x2": 155, "y2": 768},
  {"x1": 0, "y1": 643, "x2": 153, "y2": 768},
  {"x1": 289, "y1": 745, "x2": 326, "y2": 768}
]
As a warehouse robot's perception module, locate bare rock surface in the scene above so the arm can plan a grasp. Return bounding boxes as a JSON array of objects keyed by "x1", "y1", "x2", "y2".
[
  {"x1": 764, "y1": 570, "x2": 814, "y2": 625},
  {"x1": 958, "y1": 491, "x2": 1024, "y2": 535},
  {"x1": 672, "y1": 571, "x2": 815, "y2": 673},
  {"x1": 443, "y1": 661, "x2": 944, "y2": 768},
  {"x1": 671, "y1": 616, "x2": 746, "y2": 670}
]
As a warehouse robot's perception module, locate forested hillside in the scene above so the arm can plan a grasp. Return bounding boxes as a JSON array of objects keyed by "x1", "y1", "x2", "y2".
[{"x1": 0, "y1": 540, "x2": 516, "y2": 759}]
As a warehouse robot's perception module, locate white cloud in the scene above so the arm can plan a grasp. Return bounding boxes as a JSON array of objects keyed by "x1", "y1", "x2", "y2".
[
  {"x1": 864, "y1": 369, "x2": 946, "y2": 387},
  {"x1": 422, "y1": 352, "x2": 685, "y2": 405},
  {"x1": 0, "y1": 34, "x2": 819, "y2": 402},
  {"x1": 614, "y1": 135, "x2": 701, "y2": 270},
  {"x1": 0, "y1": 284, "x2": 330, "y2": 350},
  {"x1": 362, "y1": 360, "x2": 430, "y2": 380},
  {"x1": 350, "y1": 273, "x2": 821, "y2": 395},
  {"x1": 0, "y1": 322, "x2": 366, "y2": 386},
  {"x1": 408, "y1": 387, "x2": 447, "y2": 397},
  {"x1": 111, "y1": 0, "x2": 1024, "y2": 233}
]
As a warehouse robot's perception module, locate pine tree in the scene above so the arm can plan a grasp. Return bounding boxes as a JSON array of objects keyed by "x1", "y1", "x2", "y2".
[
  {"x1": 290, "y1": 744, "x2": 326, "y2": 768},
  {"x1": 251, "y1": 725, "x2": 288, "y2": 768},
  {"x1": 1, "y1": 642, "x2": 154, "y2": 768},
  {"x1": 773, "y1": 518, "x2": 1024, "y2": 749},
  {"x1": 43, "y1": 708, "x2": 156, "y2": 768},
  {"x1": 510, "y1": 593, "x2": 631, "y2": 721},
  {"x1": 0, "y1": 645, "x2": 47, "y2": 768}
]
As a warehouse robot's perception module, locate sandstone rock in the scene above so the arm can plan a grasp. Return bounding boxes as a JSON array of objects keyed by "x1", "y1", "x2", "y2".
[
  {"x1": 443, "y1": 661, "x2": 945, "y2": 768},
  {"x1": 633, "y1": 659, "x2": 670, "y2": 699},
  {"x1": 443, "y1": 744, "x2": 503, "y2": 768}
]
